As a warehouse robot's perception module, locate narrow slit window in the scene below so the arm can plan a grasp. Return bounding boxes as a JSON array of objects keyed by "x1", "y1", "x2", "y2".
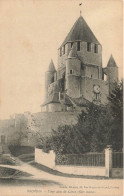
[
  {"x1": 95, "y1": 94, "x2": 99, "y2": 100},
  {"x1": 71, "y1": 42, "x2": 73, "y2": 48},
  {"x1": 63, "y1": 45, "x2": 65, "y2": 54},
  {"x1": 94, "y1": 44, "x2": 98, "y2": 53},
  {"x1": 87, "y1": 42, "x2": 91, "y2": 52},
  {"x1": 77, "y1": 41, "x2": 80, "y2": 51},
  {"x1": 70, "y1": 70, "x2": 73, "y2": 74}
]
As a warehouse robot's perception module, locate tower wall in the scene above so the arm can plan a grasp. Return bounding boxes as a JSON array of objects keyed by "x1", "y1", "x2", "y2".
[
  {"x1": 81, "y1": 77, "x2": 109, "y2": 104},
  {"x1": 58, "y1": 41, "x2": 102, "y2": 69},
  {"x1": 107, "y1": 67, "x2": 118, "y2": 83},
  {"x1": 66, "y1": 75, "x2": 81, "y2": 98},
  {"x1": 58, "y1": 42, "x2": 71, "y2": 69},
  {"x1": 85, "y1": 66, "x2": 98, "y2": 79},
  {"x1": 45, "y1": 71, "x2": 54, "y2": 98},
  {"x1": 107, "y1": 67, "x2": 118, "y2": 93},
  {"x1": 77, "y1": 42, "x2": 102, "y2": 66},
  {"x1": 66, "y1": 58, "x2": 81, "y2": 98},
  {"x1": 57, "y1": 67, "x2": 66, "y2": 80}
]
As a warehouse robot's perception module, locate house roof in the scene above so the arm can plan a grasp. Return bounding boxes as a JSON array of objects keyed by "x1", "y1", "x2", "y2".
[
  {"x1": 41, "y1": 93, "x2": 73, "y2": 106},
  {"x1": 107, "y1": 54, "x2": 118, "y2": 67},
  {"x1": 60, "y1": 15, "x2": 100, "y2": 48},
  {"x1": 64, "y1": 94, "x2": 73, "y2": 105},
  {"x1": 48, "y1": 59, "x2": 56, "y2": 72},
  {"x1": 41, "y1": 93, "x2": 59, "y2": 106}
]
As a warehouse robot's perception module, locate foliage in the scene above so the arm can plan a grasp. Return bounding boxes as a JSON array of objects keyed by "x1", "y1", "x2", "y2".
[
  {"x1": 41, "y1": 81, "x2": 123, "y2": 154},
  {"x1": 36, "y1": 136, "x2": 51, "y2": 153},
  {"x1": 108, "y1": 81, "x2": 123, "y2": 120},
  {"x1": 107, "y1": 80, "x2": 123, "y2": 151},
  {"x1": 45, "y1": 104, "x2": 113, "y2": 154}
]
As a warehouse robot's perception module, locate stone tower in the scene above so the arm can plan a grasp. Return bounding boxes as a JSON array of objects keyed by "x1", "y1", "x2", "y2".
[
  {"x1": 41, "y1": 14, "x2": 118, "y2": 112},
  {"x1": 58, "y1": 16, "x2": 102, "y2": 70}
]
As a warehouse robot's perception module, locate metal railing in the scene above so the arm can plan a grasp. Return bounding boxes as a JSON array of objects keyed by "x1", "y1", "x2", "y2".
[
  {"x1": 112, "y1": 152, "x2": 123, "y2": 168},
  {"x1": 56, "y1": 152, "x2": 105, "y2": 167}
]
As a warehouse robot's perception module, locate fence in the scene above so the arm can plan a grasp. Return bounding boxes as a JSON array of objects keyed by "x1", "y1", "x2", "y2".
[
  {"x1": 56, "y1": 153, "x2": 105, "y2": 167},
  {"x1": 112, "y1": 152, "x2": 123, "y2": 168},
  {"x1": 35, "y1": 147, "x2": 123, "y2": 177}
]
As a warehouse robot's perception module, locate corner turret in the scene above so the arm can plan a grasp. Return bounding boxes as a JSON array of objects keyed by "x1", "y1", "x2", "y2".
[
  {"x1": 45, "y1": 60, "x2": 56, "y2": 98},
  {"x1": 48, "y1": 59, "x2": 56, "y2": 72},
  {"x1": 66, "y1": 44, "x2": 81, "y2": 98},
  {"x1": 68, "y1": 44, "x2": 78, "y2": 58},
  {"x1": 103, "y1": 54, "x2": 118, "y2": 94},
  {"x1": 107, "y1": 54, "x2": 117, "y2": 68}
]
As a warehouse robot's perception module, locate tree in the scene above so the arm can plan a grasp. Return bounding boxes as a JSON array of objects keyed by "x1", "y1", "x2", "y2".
[
  {"x1": 108, "y1": 81, "x2": 123, "y2": 120},
  {"x1": 41, "y1": 103, "x2": 112, "y2": 154},
  {"x1": 76, "y1": 103, "x2": 115, "y2": 152},
  {"x1": 107, "y1": 80, "x2": 123, "y2": 151}
]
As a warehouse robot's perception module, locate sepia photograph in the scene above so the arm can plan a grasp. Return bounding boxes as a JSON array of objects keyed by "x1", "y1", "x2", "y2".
[{"x1": 0, "y1": 0, "x2": 123, "y2": 195}]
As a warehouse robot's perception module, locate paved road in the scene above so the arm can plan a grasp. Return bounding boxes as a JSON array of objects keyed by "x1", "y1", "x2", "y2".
[{"x1": 0, "y1": 162, "x2": 123, "y2": 196}]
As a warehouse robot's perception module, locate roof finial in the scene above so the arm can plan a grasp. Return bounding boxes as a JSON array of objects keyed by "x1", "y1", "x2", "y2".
[{"x1": 79, "y1": 3, "x2": 82, "y2": 16}]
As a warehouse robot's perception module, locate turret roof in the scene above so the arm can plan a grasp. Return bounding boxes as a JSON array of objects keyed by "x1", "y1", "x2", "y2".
[
  {"x1": 107, "y1": 55, "x2": 118, "y2": 67},
  {"x1": 60, "y1": 15, "x2": 100, "y2": 47},
  {"x1": 68, "y1": 45, "x2": 78, "y2": 58},
  {"x1": 48, "y1": 60, "x2": 56, "y2": 72}
]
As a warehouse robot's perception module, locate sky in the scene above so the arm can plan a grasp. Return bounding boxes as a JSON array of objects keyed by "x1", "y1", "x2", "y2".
[{"x1": 0, "y1": 0, "x2": 123, "y2": 119}]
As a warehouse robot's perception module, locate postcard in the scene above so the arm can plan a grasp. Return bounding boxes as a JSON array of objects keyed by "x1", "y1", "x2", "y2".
[{"x1": 0, "y1": 0, "x2": 123, "y2": 196}]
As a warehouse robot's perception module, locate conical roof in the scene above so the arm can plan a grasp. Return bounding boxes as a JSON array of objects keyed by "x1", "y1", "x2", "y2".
[
  {"x1": 60, "y1": 16, "x2": 100, "y2": 47},
  {"x1": 68, "y1": 44, "x2": 78, "y2": 58},
  {"x1": 107, "y1": 55, "x2": 117, "y2": 67},
  {"x1": 48, "y1": 60, "x2": 56, "y2": 72}
]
